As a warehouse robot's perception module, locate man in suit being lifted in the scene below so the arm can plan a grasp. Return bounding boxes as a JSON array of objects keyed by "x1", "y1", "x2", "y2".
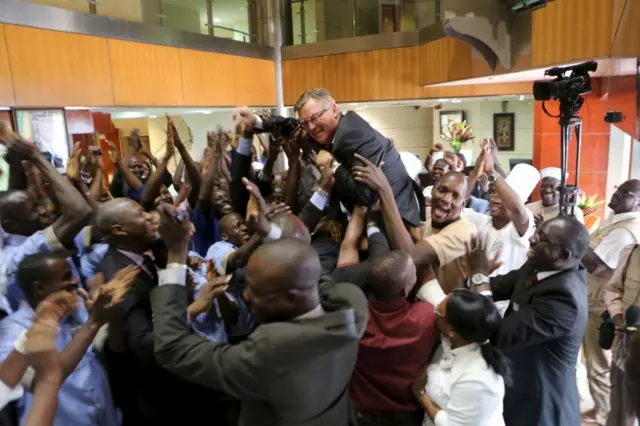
[{"x1": 232, "y1": 88, "x2": 423, "y2": 228}]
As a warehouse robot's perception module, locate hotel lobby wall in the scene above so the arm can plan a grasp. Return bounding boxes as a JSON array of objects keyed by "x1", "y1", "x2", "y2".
[{"x1": 433, "y1": 100, "x2": 534, "y2": 171}]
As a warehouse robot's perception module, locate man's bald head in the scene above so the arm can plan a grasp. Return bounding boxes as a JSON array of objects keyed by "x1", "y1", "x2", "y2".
[
  {"x1": 95, "y1": 198, "x2": 154, "y2": 246},
  {"x1": 0, "y1": 190, "x2": 41, "y2": 236},
  {"x1": 246, "y1": 238, "x2": 321, "y2": 323},
  {"x1": 272, "y1": 213, "x2": 311, "y2": 243},
  {"x1": 369, "y1": 250, "x2": 416, "y2": 301},
  {"x1": 609, "y1": 179, "x2": 640, "y2": 214}
]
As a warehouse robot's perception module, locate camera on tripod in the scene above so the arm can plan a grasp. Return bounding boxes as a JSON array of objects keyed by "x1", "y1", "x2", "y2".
[{"x1": 531, "y1": 61, "x2": 598, "y2": 216}]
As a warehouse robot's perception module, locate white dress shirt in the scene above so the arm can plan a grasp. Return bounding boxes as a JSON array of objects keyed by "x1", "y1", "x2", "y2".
[
  {"x1": 594, "y1": 211, "x2": 640, "y2": 269},
  {"x1": 423, "y1": 339, "x2": 505, "y2": 426}
]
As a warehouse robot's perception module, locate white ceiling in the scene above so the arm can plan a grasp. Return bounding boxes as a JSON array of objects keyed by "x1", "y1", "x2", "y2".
[{"x1": 426, "y1": 58, "x2": 637, "y2": 87}]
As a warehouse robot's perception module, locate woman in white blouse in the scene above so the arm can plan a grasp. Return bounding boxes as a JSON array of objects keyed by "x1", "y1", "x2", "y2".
[{"x1": 412, "y1": 289, "x2": 509, "y2": 426}]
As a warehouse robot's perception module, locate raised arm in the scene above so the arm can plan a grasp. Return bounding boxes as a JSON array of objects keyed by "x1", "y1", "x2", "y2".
[
  {"x1": 151, "y1": 205, "x2": 268, "y2": 399},
  {"x1": 482, "y1": 143, "x2": 530, "y2": 236},
  {"x1": 170, "y1": 119, "x2": 201, "y2": 207},
  {"x1": 1, "y1": 133, "x2": 92, "y2": 248},
  {"x1": 141, "y1": 134, "x2": 175, "y2": 210}
]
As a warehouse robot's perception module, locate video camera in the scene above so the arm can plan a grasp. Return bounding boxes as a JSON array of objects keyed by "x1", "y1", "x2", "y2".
[{"x1": 532, "y1": 61, "x2": 598, "y2": 216}]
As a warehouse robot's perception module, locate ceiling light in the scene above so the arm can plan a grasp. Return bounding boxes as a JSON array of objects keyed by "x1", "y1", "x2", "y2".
[
  {"x1": 214, "y1": 17, "x2": 221, "y2": 23},
  {"x1": 150, "y1": 115, "x2": 157, "y2": 118},
  {"x1": 437, "y1": 99, "x2": 449, "y2": 102},
  {"x1": 348, "y1": 103, "x2": 358, "y2": 106},
  {"x1": 0, "y1": 107, "x2": 10, "y2": 111},
  {"x1": 451, "y1": 99, "x2": 462, "y2": 104},
  {"x1": 64, "y1": 106, "x2": 88, "y2": 110},
  {"x1": 519, "y1": 95, "x2": 525, "y2": 101},
  {"x1": 202, "y1": 111, "x2": 212, "y2": 115}
]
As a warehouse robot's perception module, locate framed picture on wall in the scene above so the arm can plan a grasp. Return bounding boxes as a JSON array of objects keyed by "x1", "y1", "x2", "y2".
[
  {"x1": 493, "y1": 112, "x2": 515, "y2": 151},
  {"x1": 439, "y1": 110, "x2": 466, "y2": 135},
  {"x1": 13, "y1": 109, "x2": 70, "y2": 169}
]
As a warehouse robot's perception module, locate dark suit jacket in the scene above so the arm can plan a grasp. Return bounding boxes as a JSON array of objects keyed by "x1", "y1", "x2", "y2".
[
  {"x1": 151, "y1": 275, "x2": 368, "y2": 426},
  {"x1": 98, "y1": 247, "x2": 222, "y2": 425},
  {"x1": 491, "y1": 264, "x2": 588, "y2": 426},
  {"x1": 262, "y1": 112, "x2": 422, "y2": 226},
  {"x1": 331, "y1": 112, "x2": 421, "y2": 226}
]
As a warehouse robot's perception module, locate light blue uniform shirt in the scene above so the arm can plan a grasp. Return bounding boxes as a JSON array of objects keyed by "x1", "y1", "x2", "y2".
[{"x1": 0, "y1": 301, "x2": 120, "y2": 426}]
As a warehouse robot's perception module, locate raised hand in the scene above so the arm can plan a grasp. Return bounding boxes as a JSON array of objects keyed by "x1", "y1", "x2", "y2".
[
  {"x1": 189, "y1": 275, "x2": 231, "y2": 317},
  {"x1": 352, "y1": 154, "x2": 389, "y2": 192},
  {"x1": 106, "y1": 140, "x2": 121, "y2": 165},
  {"x1": 34, "y1": 291, "x2": 79, "y2": 325},
  {"x1": 231, "y1": 106, "x2": 258, "y2": 132},
  {"x1": 242, "y1": 177, "x2": 272, "y2": 238},
  {"x1": 266, "y1": 202, "x2": 291, "y2": 221},
  {"x1": 0, "y1": 123, "x2": 40, "y2": 160},
  {"x1": 466, "y1": 236, "x2": 503, "y2": 277},
  {"x1": 158, "y1": 204, "x2": 192, "y2": 250},
  {"x1": 65, "y1": 142, "x2": 82, "y2": 181},
  {"x1": 314, "y1": 150, "x2": 334, "y2": 169},
  {"x1": 534, "y1": 212, "x2": 545, "y2": 229},
  {"x1": 81, "y1": 266, "x2": 139, "y2": 324}
]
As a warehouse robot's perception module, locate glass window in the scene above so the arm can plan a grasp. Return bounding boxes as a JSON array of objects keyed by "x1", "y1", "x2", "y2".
[
  {"x1": 24, "y1": 0, "x2": 90, "y2": 13},
  {"x1": 283, "y1": 0, "x2": 439, "y2": 45}
]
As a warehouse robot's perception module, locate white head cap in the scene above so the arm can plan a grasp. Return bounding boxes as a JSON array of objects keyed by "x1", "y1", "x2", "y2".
[
  {"x1": 540, "y1": 167, "x2": 565, "y2": 181},
  {"x1": 504, "y1": 163, "x2": 541, "y2": 201},
  {"x1": 400, "y1": 152, "x2": 423, "y2": 181}
]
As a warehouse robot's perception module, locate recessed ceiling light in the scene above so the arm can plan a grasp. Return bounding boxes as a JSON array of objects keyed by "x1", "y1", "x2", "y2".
[
  {"x1": 437, "y1": 99, "x2": 449, "y2": 102},
  {"x1": 0, "y1": 107, "x2": 10, "y2": 111},
  {"x1": 150, "y1": 115, "x2": 157, "y2": 118},
  {"x1": 202, "y1": 111, "x2": 212, "y2": 115},
  {"x1": 451, "y1": 99, "x2": 462, "y2": 104},
  {"x1": 64, "y1": 106, "x2": 88, "y2": 110},
  {"x1": 214, "y1": 17, "x2": 221, "y2": 23},
  {"x1": 348, "y1": 103, "x2": 358, "y2": 106},
  {"x1": 519, "y1": 95, "x2": 525, "y2": 101}
]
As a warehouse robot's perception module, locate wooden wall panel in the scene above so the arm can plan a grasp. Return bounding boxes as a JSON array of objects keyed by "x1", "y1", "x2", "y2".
[
  {"x1": 232, "y1": 57, "x2": 276, "y2": 106},
  {"x1": 282, "y1": 57, "x2": 324, "y2": 106},
  {"x1": 421, "y1": 81, "x2": 532, "y2": 98},
  {"x1": 180, "y1": 49, "x2": 236, "y2": 106},
  {"x1": 531, "y1": 0, "x2": 613, "y2": 67},
  {"x1": 374, "y1": 47, "x2": 420, "y2": 100},
  {"x1": 419, "y1": 38, "x2": 471, "y2": 86},
  {"x1": 323, "y1": 51, "x2": 380, "y2": 102},
  {"x1": 108, "y1": 39, "x2": 183, "y2": 106},
  {"x1": 4, "y1": 25, "x2": 113, "y2": 106},
  {"x1": 610, "y1": 0, "x2": 640, "y2": 57},
  {"x1": 0, "y1": 25, "x2": 15, "y2": 106}
]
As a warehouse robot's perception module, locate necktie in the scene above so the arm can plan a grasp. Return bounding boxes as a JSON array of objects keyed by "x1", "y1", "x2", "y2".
[
  {"x1": 142, "y1": 255, "x2": 158, "y2": 283},
  {"x1": 527, "y1": 273, "x2": 538, "y2": 287}
]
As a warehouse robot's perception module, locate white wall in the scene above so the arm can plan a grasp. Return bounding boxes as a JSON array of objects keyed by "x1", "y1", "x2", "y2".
[
  {"x1": 432, "y1": 100, "x2": 534, "y2": 170},
  {"x1": 350, "y1": 106, "x2": 434, "y2": 160}
]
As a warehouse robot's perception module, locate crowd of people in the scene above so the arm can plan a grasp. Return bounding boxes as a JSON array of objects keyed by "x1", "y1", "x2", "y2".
[{"x1": 0, "y1": 87, "x2": 638, "y2": 426}]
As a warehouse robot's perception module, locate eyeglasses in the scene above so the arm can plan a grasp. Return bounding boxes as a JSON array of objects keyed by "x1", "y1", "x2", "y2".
[{"x1": 299, "y1": 108, "x2": 329, "y2": 127}]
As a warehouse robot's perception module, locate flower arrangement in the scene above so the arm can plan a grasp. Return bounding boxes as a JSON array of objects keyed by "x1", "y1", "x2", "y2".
[
  {"x1": 577, "y1": 193, "x2": 604, "y2": 217},
  {"x1": 440, "y1": 120, "x2": 474, "y2": 152},
  {"x1": 577, "y1": 193, "x2": 605, "y2": 233}
]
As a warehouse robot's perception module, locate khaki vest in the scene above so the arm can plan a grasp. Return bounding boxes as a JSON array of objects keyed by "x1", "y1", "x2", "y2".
[
  {"x1": 588, "y1": 217, "x2": 640, "y2": 313},
  {"x1": 611, "y1": 246, "x2": 640, "y2": 366}
]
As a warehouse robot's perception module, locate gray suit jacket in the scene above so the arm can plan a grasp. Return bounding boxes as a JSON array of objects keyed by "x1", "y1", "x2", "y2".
[{"x1": 151, "y1": 276, "x2": 368, "y2": 426}]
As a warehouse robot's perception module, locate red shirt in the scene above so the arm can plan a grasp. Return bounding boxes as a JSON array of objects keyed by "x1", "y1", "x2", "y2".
[{"x1": 350, "y1": 297, "x2": 439, "y2": 413}]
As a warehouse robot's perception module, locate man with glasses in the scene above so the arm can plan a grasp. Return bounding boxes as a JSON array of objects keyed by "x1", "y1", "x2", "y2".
[
  {"x1": 232, "y1": 88, "x2": 423, "y2": 227},
  {"x1": 581, "y1": 179, "x2": 640, "y2": 426}
]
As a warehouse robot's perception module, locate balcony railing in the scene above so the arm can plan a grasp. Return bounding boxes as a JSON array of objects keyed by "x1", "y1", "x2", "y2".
[
  {"x1": 24, "y1": 0, "x2": 263, "y2": 44},
  {"x1": 281, "y1": 0, "x2": 440, "y2": 46}
]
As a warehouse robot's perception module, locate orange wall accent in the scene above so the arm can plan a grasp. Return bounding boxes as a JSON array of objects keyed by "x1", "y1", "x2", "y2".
[
  {"x1": 610, "y1": 0, "x2": 640, "y2": 57},
  {"x1": 281, "y1": 48, "x2": 532, "y2": 104},
  {"x1": 282, "y1": 57, "x2": 325, "y2": 106},
  {"x1": 0, "y1": 24, "x2": 275, "y2": 107},
  {"x1": 4, "y1": 24, "x2": 114, "y2": 107},
  {"x1": 532, "y1": 77, "x2": 636, "y2": 218},
  {"x1": 108, "y1": 39, "x2": 183, "y2": 106},
  {"x1": 418, "y1": 38, "x2": 471, "y2": 86},
  {"x1": 531, "y1": 0, "x2": 613, "y2": 67},
  {"x1": 0, "y1": 25, "x2": 15, "y2": 106}
]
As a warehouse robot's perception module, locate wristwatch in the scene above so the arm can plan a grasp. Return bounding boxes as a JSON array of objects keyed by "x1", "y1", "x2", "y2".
[{"x1": 470, "y1": 274, "x2": 490, "y2": 286}]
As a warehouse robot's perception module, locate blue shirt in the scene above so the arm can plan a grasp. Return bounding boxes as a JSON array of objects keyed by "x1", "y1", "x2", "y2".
[
  {"x1": 3, "y1": 229, "x2": 81, "y2": 313},
  {"x1": 0, "y1": 302, "x2": 120, "y2": 426},
  {"x1": 190, "y1": 207, "x2": 221, "y2": 258}
]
